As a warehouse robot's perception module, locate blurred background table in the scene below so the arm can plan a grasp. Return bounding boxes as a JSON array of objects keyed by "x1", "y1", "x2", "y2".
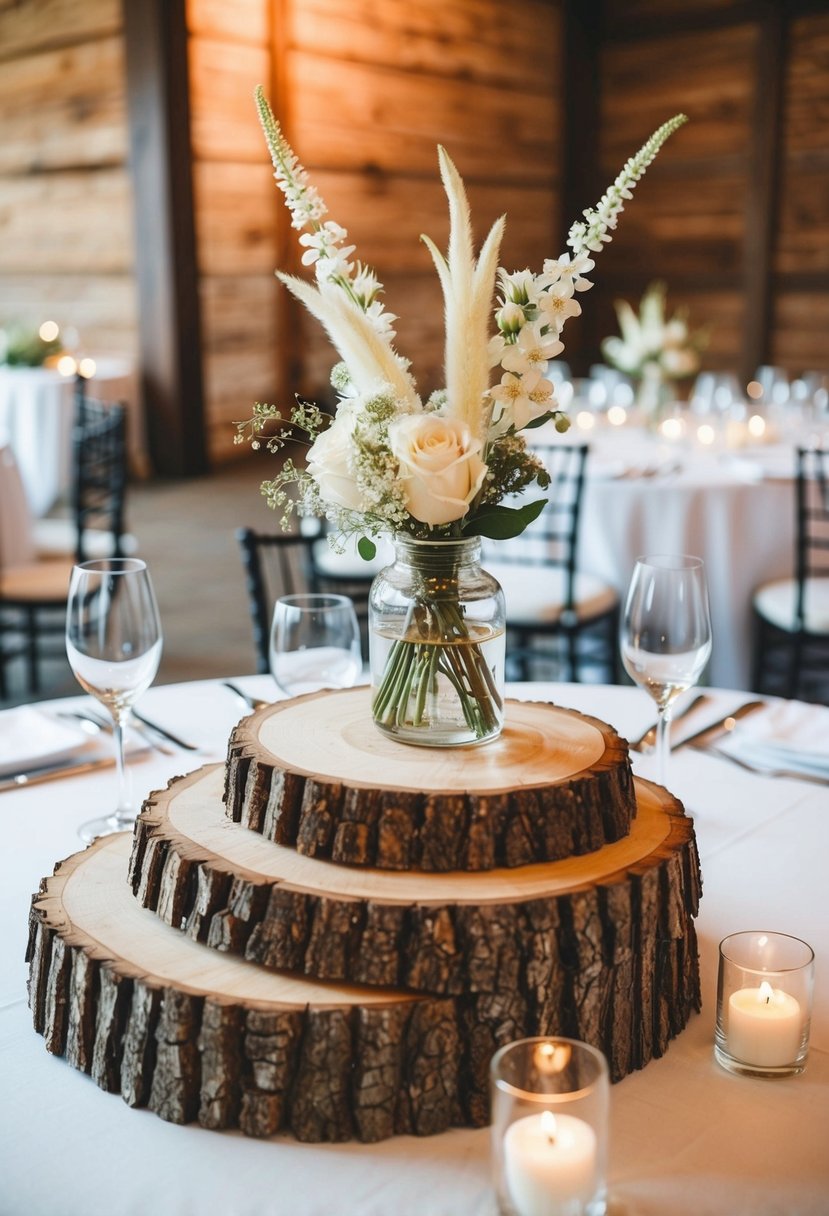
[
  {"x1": 574, "y1": 422, "x2": 798, "y2": 688},
  {"x1": 0, "y1": 358, "x2": 145, "y2": 516}
]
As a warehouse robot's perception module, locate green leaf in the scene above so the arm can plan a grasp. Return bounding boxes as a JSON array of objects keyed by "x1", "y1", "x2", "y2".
[
  {"x1": 357, "y1": 536, "x2": 377, "y2": 561},
  {"x1": 522, "y1": 410, "x2": 556, "y2": 430},
  {"x1": 463, "y1": 499, "x2": 547, "y2": 541}
]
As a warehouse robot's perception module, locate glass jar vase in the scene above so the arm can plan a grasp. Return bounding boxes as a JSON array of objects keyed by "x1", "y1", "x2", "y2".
[{"x1": 369, "y1": 535, "x2": 506, "y2": 747}]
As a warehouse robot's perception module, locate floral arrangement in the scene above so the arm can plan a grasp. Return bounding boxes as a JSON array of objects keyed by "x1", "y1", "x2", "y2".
[
  {"x1": 0, "y1": 322, "x2": 62, "y2": 368},
  {"x1": 238, "y1": 90, "x2": 686, "y2": 557},
  {"x1": 237, "y1": 92, "x2": 686, "y2": 742},
  {"x1": 601, "y1": 281, "x2": 706, "y2": 389}
]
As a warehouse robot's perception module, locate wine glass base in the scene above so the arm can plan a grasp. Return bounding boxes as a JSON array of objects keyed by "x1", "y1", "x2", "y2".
[{"x1": 78, "y1": 813, "x2": 136, "y2": 845}]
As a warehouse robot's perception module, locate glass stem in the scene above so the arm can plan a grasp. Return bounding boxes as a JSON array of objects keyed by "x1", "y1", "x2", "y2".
[
  {"x1": 112, "y1": 709, "x2": 132, "y2": 828},
  {"x1": 655, "y1": 705, "x2": 672, "y2": 786}
]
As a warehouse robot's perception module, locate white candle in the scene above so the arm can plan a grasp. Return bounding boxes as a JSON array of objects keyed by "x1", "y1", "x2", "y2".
[
  {"x1": 727, "y1": 980, "x2": 802, "y2": 1067},
  {"x1": 504, "y1": 1110, "x2": 598, "y2": 1216}
]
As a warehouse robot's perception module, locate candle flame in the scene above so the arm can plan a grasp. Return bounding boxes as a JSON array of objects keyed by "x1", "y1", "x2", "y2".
[
  {"x1": 541, "y1": 1110, "x2": 557, "y2": 1144},
  {"x1": 759, "y1": 980, "x2": 775, "y2": 1005},
  {"x1": 534, "y1": 1042, "x2": 571, "y2": 1074}
]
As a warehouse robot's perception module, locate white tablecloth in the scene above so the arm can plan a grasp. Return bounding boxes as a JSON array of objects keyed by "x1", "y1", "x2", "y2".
[
  {"x1": 0, "y1": 359, "x2": 144, "y2": 516},
  {"x1": 0, "y1": 678, "x2": 827, "y2": 1216},
  {"x1": 534, "y1": 423, "x2": 798, "y2": 689}
]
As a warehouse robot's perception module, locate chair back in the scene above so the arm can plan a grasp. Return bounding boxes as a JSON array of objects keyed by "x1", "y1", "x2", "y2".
[
  {"x1": 486, "y1": 444, "x2": 588, "y2": 614},
  {"x1": 796, "y1": 446, "x2": 829, "y2": 627},
  {"x1": 73, "y1": 381, "x2": 128, "y2": 563},
  {"x1": 236, "y1": 526, "x2": 321, "y2": 673}
]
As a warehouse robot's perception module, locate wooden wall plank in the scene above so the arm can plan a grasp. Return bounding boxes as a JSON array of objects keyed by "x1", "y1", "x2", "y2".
[
  {"x1": 188, "y1": 36, "x2": 271, "y2": 162},
  {"x1": 288, "y1": 0, "x2": 560, "y2": 92},
  {"x1": 185, "y1": 0, "x2": 269, "y2": 44},
  {"x1": 0, "y1": 36, "x2": 127, "y2": 173},
  {"x1": 288, "y1": 51, "x2": 559, "y2": 183},
  {"x1": 0, "y1": 169, "x2": 133, "y2": 273},
  {"x1": 771, "y1": 292, "x2": 829, "y2": 370},
  {"x1": 0, "y1": 0, "x2": 121, "y2": 60},
  {"x1": 193, "y1": 161, "x2": 278, "y2": 276}
]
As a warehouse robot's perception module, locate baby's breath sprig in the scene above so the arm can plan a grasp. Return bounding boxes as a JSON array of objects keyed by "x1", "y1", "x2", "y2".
[{"x1": 233, "y1": 396, "x2": 327, "y2": 454}]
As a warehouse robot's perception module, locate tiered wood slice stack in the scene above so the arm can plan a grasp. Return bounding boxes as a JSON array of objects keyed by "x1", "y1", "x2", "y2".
[{"x1": 28, "y1": 690, "x2": 702, "y2": 1143}]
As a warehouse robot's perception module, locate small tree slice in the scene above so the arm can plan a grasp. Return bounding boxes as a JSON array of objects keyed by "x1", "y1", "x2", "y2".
[{"x1": 224, "y1": 690, "x2": 636, "y2": 870}]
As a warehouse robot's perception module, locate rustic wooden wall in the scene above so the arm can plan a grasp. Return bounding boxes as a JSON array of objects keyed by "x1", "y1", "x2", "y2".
[
  {"x1": 0, "y1": 0, "x2": 137, "y2": 356},
  {"x1": 577, "y1": 0, "x2": 829, "y2": 382},
  {"x1": 1, "y1": 1, "x2": 825, "y2": 470},
  {"x1": 186, "y1": 0, "x2": 279, "y2": 463}
]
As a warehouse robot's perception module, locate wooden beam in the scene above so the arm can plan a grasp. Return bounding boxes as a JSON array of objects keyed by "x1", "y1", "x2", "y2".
[
  {"x1": 561, "y1": 0, "x2": 604, "y2": 373},
  {"x1": 123, "y1": 0, "x2": 207, "y2": 477},
  {"x1": 742, "y1": 0, "x2": 787, "y2": 382}
]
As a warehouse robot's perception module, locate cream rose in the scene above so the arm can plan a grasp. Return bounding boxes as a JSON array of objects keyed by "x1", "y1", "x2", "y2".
[
  {"x1": 388, "y1": 414, "x2": 487, "y2": 527},
  {"x1": 306, "y1": 405, "x2": 362, "y2": 511}
]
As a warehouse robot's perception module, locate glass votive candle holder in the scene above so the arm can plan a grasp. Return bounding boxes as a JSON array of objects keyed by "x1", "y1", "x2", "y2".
[
  {"x1": 715, "y1": 931, "x2": 815, "y2": 1078},
  {"x1": 490, "y1": 1037, "x2": 609, "y2": 1216}
]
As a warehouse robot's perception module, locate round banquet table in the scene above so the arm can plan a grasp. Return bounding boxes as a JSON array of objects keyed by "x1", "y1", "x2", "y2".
[
  {"x1": 531, "y1": 419, "x2": 804, "y2": 691},
  {"x1": 0, "y1": 358, "x2": 145, "y2": 516},
  {"x1": 0, "y1": 677, "x2": 826, "y2": 1216}
]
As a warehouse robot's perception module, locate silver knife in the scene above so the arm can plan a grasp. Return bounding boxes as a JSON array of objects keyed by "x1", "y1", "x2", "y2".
[
  {"x1": 0, "y1": 753, "x2": 116, "y2": 794},
  {"x1": 672, "y1": 700, "x2": 766, "y2": 752}
]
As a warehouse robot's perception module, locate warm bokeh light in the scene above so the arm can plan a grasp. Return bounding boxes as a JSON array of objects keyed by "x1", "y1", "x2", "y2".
[
  {"x1": 660, "y1": 417, "x2": 683, "y2": 440},
  {"x1": 575, "y1": 410, "x2": 596, "y2": 430},
  {"x1": 38, "y1": 320, "x2": 59, "y2": 342},
  {"x1": 607, "y1": 405, "x2": 627, "y2": 426},
  {"x1": 78, "y1": 357, "x2": 97, "y2": 378},
  {"x1": 56, "y1": 355, "x2": 77, "y2": 377},
  {"x1": 746, "y1": 380, "x2": 763, "y2": 400},
  {"x1": 697, "y1": 423, "x2": 716, "y2": 445},
  {"x1": 748, "y1": 414, "x2": 766, "y2": 438}
]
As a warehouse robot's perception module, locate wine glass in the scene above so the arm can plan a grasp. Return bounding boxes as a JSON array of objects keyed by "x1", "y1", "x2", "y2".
[
  {"x1": 66, "y1": 558, "x2": 163, "y2": 842},
  {"x1": 270, "y1": 593, "x2": 362, "y2": 696},
  {"x1": 620, "y1": 555, "x2": 712, "y2": 785}
]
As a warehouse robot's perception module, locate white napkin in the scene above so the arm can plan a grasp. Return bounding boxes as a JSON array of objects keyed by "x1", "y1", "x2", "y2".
[
  {"x1": 0, "y1": 706, "x2": 92, "y2": 777},
  {"x1": 718, "y1": 701, "x2": 829, "y2": 779}
]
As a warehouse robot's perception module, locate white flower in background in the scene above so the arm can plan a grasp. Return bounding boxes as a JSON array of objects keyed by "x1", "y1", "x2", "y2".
[
  {"x1": 387, "y1": 414, "x2": 487, "y2": 526},
  {"x1": 601, "y1": 281, "x2": 706, "y2": 384}
]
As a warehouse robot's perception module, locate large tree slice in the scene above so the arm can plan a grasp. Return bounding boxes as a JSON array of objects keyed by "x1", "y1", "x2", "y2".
[
  {"x1": 136, "y1": 766, "x2": 700, "y2": 1009},
  {"x1": 224, "y1": 690, "x2": 637, "y2": 870},
  {"x1": 27, "y1": 834, "x2": 465, "y2": 1143}
]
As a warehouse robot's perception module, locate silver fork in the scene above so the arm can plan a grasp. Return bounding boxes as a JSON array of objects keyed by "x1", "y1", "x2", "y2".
[{"x1": 700, "y1": 743, "x2": 828, "y2": 787}]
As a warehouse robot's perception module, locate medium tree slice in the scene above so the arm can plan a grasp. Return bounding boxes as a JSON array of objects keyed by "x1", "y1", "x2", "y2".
[
  {"x1": 132, "y1": 765, "x2": 701, "y2": 1079},
  {"x1": 224, "y1": 690, "x2": 637, "y2": 870}
]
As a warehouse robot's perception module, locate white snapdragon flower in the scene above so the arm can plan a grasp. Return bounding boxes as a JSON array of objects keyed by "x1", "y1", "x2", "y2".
[
  {"x1": 299, "y1": 221, "x2": 356, "y2": 268},
  {"x1": 501, "y1": 322, "x2": 564, "y2": 376}
]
